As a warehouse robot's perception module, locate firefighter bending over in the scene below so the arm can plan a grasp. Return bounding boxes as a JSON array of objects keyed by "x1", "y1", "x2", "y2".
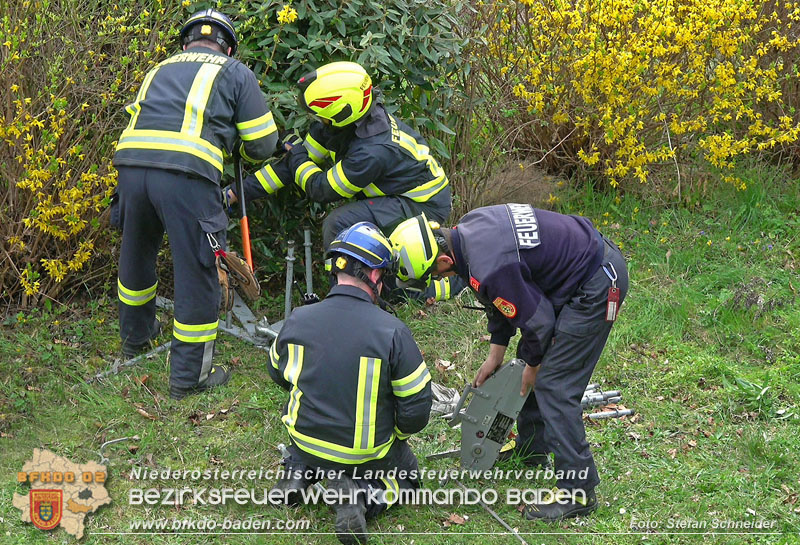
[{"x1": 390, "y1": 204, "x2": 629, "y2": 520}]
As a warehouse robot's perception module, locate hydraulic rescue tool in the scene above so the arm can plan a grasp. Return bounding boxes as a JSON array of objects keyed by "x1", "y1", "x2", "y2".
[
  {"x1": 444, "y1": 359, "x2": 530, "y2": 471},
  {"x1": 430, "y1": 360, "x2": 635, "y2": 469}
]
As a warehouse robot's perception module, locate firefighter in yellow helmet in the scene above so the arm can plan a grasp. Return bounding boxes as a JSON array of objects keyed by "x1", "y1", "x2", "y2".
[
  {"x1": 112, "y1": 9, "x2": 280, "y2": 400},
  {"x1": 229, "y1": 61, "x2": 451, "y2": 246},
  {"x1": 225, "y1": 61, "x2": 462, "y2": 300},
  {"x1": 389, "y1": 205, "x2": 629, "y2": 521}
]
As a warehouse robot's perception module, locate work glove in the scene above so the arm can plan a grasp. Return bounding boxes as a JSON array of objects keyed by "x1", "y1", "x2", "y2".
[
  {"x1": 217, "y1": 250, "x2": 261, "y2": 301},
  {"x1": 222, "y1": 186, "x2": 237, "y2": 215},
  {"x1": 275, "y1": 130, "x2": 303, "y2": 156}
]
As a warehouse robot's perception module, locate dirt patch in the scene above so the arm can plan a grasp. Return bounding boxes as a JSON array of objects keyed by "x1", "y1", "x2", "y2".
[
  {"x1": 731, "y1": 277, "x2": 794, "y2": 318},
  {"x1": 461, "y1": 161, "x2": 560, "y2": 212}
]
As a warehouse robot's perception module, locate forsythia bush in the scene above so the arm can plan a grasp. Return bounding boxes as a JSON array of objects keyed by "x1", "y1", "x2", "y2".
[
  {"x1": 1, "y1": 0, "x2": 468, "y2": 306},
  {"x1": 479, "y1": 0, "x2": 800, "y2": 189},
  {"x1": 0, "y1": 0, "x2": 183, "y2": 306}
]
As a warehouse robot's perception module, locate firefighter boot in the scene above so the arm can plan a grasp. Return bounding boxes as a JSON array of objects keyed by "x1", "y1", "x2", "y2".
[
  {"x1": 327, "y1": 476, "x2": 367, "y2": 545},
  {"x1": 169, "y1": 364, "x2": 231, "y2": 400},
  {"x1": 522, "y1": 487, "x2": 597, "y2": 521},
  {"x1": 271, "y1": 470, "x2": 312, "y2": 507},
  {"x1": 121, "y1": 318, "x2": 162, "y2": 359}
]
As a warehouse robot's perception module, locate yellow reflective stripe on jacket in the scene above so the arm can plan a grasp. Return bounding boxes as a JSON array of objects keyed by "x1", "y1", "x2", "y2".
[
  {"x1": 381, "y1": 477, "x2": 400, "y2": 507},
  {"x1": 269, "y1": 339, "x2": 280, "y2": 369},
  {"x1": 117, "y1": 279, "x2": 157, "y2": 306},
  {"x1": 394, "y1": 425, "x2": 412, "y2": 440},
  {"x1": 294, "y1": 161, "x2": 322, "y2": 191},
  {"x1": 279, "y1": 343, "x2": 307, "y2": 438},
  {"x1": 389, "y1": 115, "x2": 449, "y2": 201},
  {"x1": 281, "y1": 344, "x2": 305, "y2": 428},
  {"x1": 284, "y1": 386, "x2": 304, "y2": 429},
  {"x1": 239, "y1": 141, "x2": 257, "y2": 163},
  {"x1": 354, "y1": 357, "x2": 381, "y2": 450},
  {"x1": 288, "y1": 427, "x2": 395, "y2": 464},
  {"x1": 124, "y1": 66, "x2": 161, "y2": 129},
  {"x1": 362, "y1": 183, "x2": 386, "y2": 197},
  {"x1": 282, "y1": 343, "x2": 304, "y2": 384},
  {"x1": 117, "y1": 129, "x2": 224, "y2": 172},
  {"x1": 391, "y1": 118, "x2": 433, "y2": 163},
  {"x1": 255, "y1": 164, "x2": 285, "y2": 194},
  {"x1": 401, "y1": 175, "x2": 448, "y2": 202},
  {"x1": 181, "y1": 63, "x2": 222, "y2": 135},
  {"x1": 392, "y1": 117, "x2": 441, "y2": 169},
  {"x1": 433, "y1": 278, "x2": 451, "y2": 301},
  {"x1": 172, "y1": 318, "x2": 218, "y2": 343},
  {"x1": 391, "y1": 361, "x2": 431, "y2": 398},
  {"x1": 326, "y1": 162, "x2": 360, "y2": 198},
  {"x1": 237, "y1": 111, "x2": 276, "y2": 141},
  {"x1": 303, "y1": 134, "x2": 329, "y2": 164}
]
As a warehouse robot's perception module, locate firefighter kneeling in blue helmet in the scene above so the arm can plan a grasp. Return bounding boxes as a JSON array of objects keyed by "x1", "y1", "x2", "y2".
[{"x1": 267, "y1": 222, "x2": 432, "y2": 545}]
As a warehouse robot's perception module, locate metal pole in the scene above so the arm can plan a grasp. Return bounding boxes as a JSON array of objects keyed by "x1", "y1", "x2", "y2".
[
  {"x1": 86, "y1": 342, "x2": 171, "y2": 384},
  {"x1": 285, "y1": 240, "x2": 295, "y2": 320},
  {"x1": 588, "y1": 408, "x2": 635, "y2": 419},
  {"x1": 452, "y1": 479, "x2": 528, "y2": 545},
  {"x1": 303, "y1": 228, "x2": 313, "y2": 295},
  {"x1": 99, "y1": 436, "x2": 139, "y2": 465}
]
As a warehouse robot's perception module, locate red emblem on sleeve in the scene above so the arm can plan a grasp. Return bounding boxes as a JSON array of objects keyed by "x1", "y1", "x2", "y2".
[
  {"x1": 493, "y1": 297, "x2": 517, "y2": 318},
  {"x1": 469, "y1": 277, "x2": 481, "y2": 291}
]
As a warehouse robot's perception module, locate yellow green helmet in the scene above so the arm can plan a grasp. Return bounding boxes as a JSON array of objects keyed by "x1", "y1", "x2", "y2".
[
  {"x1": 297, "y1": 61, "x2": 373, "y2": 127},
  {"x1": 389, "y1": 214, "x2": 440, "y2": 290}
]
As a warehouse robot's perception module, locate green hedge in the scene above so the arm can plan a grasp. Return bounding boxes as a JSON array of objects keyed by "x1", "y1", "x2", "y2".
[{"x1": 0, "y1": 0, "x2": 471, "y2": 306}]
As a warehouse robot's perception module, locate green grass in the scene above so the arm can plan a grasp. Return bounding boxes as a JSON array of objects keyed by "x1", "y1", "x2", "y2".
[{"x1": 2, "y1": 163, "x2": 800, "y2": 544}]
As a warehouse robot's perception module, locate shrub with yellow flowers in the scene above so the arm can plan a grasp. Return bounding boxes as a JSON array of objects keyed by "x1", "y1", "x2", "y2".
[
  {"x1": 474, "y1": 0, "x2": 800, "y2": 191},
  {"x1": 1, "y1": 0, "x2": 182, "y2": 307},
  {"x1": 2, "y1": 0, "x2": 468, "y2": 307},
  {"x1": 195, "y1": 0, "x2": 470, "y2": 280}
]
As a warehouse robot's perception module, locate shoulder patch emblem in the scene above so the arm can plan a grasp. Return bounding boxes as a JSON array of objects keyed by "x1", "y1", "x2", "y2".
[
  {"x1": 493, "y1": 297, "x2": 517, "y2": 318},
  {"x1": 469, "y1": 277, "x2": 481, "y2": 291}
]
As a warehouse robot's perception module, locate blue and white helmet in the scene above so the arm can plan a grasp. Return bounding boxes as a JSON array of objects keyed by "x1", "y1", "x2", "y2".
[{"x1": 326, "y1": 222, "x2": 395, "y2": 272}]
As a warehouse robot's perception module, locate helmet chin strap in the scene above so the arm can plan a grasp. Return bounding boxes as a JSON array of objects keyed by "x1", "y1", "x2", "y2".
[
  {"x1": 353, "y1": 267, "x2": 396, "y2": 314},
  {"x1": 330, "y1": 260, "x2": 396, "y2": 314},
  {"x1": 398, "y1": 266, "x2": 434, "y2": 292},
  {"x1": 328, "y1": 123, "x2": 357, "y2": 137}
]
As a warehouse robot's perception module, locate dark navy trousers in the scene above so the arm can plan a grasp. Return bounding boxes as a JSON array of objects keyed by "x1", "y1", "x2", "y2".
[
  {"x1": 516, "y1": 237, "x2": 629, "y2": 491},
  {"x1": 116, "y1": 166, "x2": 226, "y2": 388}
]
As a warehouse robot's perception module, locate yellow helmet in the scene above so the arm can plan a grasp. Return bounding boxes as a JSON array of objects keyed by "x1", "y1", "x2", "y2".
[
  {"x1": 297, "y1": 61, "x2": 373, "y2": 127},
  {"x1": 389, "y1": 214, "x2": 440, "y2": 290}
]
